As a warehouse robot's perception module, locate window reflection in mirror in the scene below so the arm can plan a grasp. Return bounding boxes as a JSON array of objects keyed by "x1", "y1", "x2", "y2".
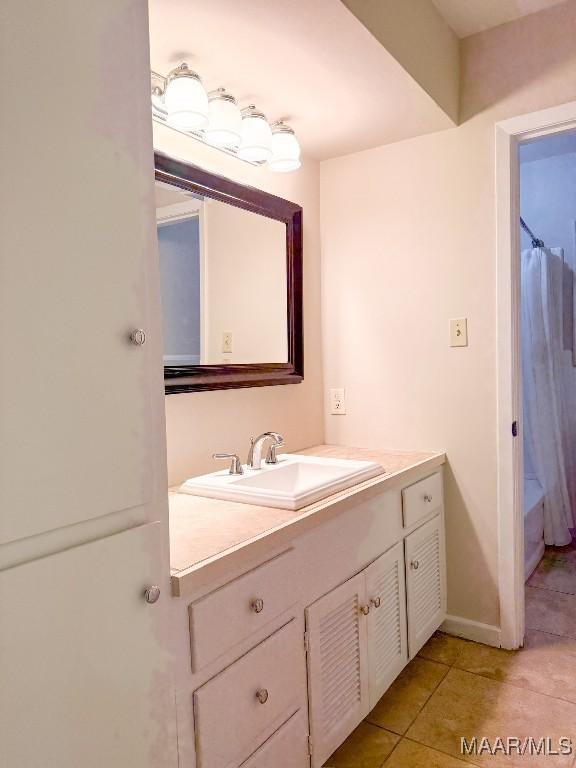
[{"x1": 155, "y1": 180, "x2": 288, "y2": 366}]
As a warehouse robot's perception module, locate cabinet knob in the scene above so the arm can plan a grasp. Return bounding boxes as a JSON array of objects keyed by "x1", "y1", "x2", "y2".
[
  {"x1": 359, "y1": 604, "x2": 371, "y2": 616},
  {"x1": 130, "y1": 328, "x2": 147, "y2": 346},
  {"x1": 144, "y1": 585, "x2": 161, "y2": 604},
  {"x1": 251, "y1": 598, "x2": 264, "y2": 614},
  {"x1": 423, "y1": 494, "x2": 433, "y2": 503},
  {"x1": 255, "y1": 688, "x2": 269, "y2": 704},
  {"x1": 411, "y1": 560, "x2": 420, "y2": 570},
  {"x1": 370, "y1": 596, "x2": 381, "y2": 608}
]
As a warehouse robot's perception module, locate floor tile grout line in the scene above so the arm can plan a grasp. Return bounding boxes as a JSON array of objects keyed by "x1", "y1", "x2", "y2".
[
  {"x1": 397, "y1": 661, "x2": 452, "y2": 737},
  {"x1": 366, "y1": 657, "x2": 452, "y2": 737},
  {"x1": 524, "y1": 623, "x2": 576, "y2": 642},
  {"x1": 526, "y1": 583, "x2": 576, "y2": 596},
  {"x1": 527, "y1": 582, "x2": 576, "y2": 597},
  {"x1": 400, "y1": 734, "x2": 483, "y2": 767},
  {"x1": 380, "y1": 735, "x2": 405, "y2": 767},
  {"x1": 451, "y1": 661, "x2": 576, "y2": 708}
]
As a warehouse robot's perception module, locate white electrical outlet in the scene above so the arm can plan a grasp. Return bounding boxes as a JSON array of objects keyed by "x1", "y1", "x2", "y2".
[
  {"x1": 222, "y1": 331, "x2": 233, "y2": 354},
  {"x1": 450, "y1": 318, "x2": 468, "y2": 347},
  {"x1": 330, "y1": 388, "x2": 346, "y2": 415}
]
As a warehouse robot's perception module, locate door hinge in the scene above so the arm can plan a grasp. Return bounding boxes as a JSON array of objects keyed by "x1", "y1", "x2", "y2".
[
  {"x1": 304, "y1": 631, "x2": 310, "y2": 652},
  {"x1": 512, "y1": 420, "x2": 519, "y2": 437}
]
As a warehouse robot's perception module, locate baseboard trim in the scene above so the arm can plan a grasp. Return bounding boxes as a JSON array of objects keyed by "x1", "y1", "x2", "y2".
[{"x1": 441, "y1": 615, "x2": 501, "y2": 647}]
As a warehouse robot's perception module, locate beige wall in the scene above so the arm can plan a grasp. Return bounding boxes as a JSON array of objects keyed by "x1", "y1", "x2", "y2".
[
  {"x1": 155, "y1": 124, "x2": 324, "y2": 485},
  {"x1": 320, "y1": 2, "x2": 576, "y2": 630}
]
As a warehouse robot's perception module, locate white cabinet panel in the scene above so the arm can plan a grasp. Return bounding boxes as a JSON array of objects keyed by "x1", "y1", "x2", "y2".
[
  {"x1": 0, "y1": 523, "x2": 176, "y2": 768},
  {"x1": 0, "y1": 0, "x2": 163, "y2": 544},
  {"x1": 365, "y1": 543, "x2": 408, "y2": 708},
  {"x1": 402, "y1": 472, "x2": 443, "y2": 528},
  {"x1": 405, "y1": 514, "x2": 446, "y2": 657},
  {"x1": 239, "y1": 710, "x2": 309, "y2": 768},
  {"x1": 189, "y1": 549, "x2": 297, "y2": 672},
  {"x1": 306, "y1": 572, "x2": 369, "y2": 768},
  {"x1": 194, "y1": 620, "x2": 304, "y2": 768}
]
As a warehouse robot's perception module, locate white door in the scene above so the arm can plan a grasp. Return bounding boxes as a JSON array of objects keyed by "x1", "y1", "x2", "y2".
[
  {"x1": 0, "y1": 523, "x2": 176, "y2": 768},
  {"x1": 365, "y1": 543, "x2": 408, "y2": 709},
  {"x1": 305, "y1": 572, "x2": 369, "y2": 768},
  {"x1": 405, "y1": 515, "x2": 447, "y2": 657}
]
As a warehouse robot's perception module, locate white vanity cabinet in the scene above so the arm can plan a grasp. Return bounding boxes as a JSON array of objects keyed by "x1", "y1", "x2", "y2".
[
  {"x1": 305, "y1": 543, "x2": 408, "y2": 767},
  {"x1": 405, "y1": 515, "x2": 446, "y2": 657},
  {"x1": 174, "y1": 465, "x2": 446, "y2": 768}
]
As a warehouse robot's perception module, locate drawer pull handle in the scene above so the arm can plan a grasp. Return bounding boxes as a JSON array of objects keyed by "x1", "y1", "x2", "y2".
[
  {"x1": 370, "y1": 597, "x2": 381, "y2": 608},
  {"x1": 424, "y1": 494, "x2": 433, "y2": 502},
  {"x1": 251, "y1": 598, "x2": 264, "y2": 614},
  {"x1": 411, "y1": 560, "x2": 420, "y2": 570},
  {"x1": 359, "y1": 604, "x2": 371, "y2": 615},
  {"x1": 129, "y1": 328, "x2": 147, "y2": 346},
  {"x1": 255, "y1": 688, "x2": 269, "y2": 704},
  {"x1": 144, "y1": 585, "x2": 161, "y2": 604}
]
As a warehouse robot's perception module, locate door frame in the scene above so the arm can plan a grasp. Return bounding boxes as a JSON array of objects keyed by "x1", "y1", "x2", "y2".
[{"x1": 496, "y1": 100, "x2": 576, "y2": 649}]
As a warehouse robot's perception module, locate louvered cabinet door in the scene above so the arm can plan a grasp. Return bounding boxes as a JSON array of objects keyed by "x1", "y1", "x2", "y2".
[
  {"x1": 405, "y1": 514, "x2": 447, "y2": 657},
  {"x1": 365, "y1": 542, "x2": 408, "y2": 709},
  {"x1": 305, "y1": 572, "x2": 369, "y2": 768}
]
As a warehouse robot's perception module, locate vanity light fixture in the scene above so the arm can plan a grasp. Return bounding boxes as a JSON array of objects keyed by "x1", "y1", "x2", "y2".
[
  {"x1": 151, "y1": 67, "x2": 301, "y2": 172},
  {"x1": 164, "y1": 63, "x2": 209, "y2": 131},
  {"x1": 238, "y1": 105, "x2": 273, "y2": 163},
  {"x1": 269, "y1": 121, "x2": 301, "y2": 172},
  {"x1": 205, "y1": 88, "x2": 242, "y2": 148}
]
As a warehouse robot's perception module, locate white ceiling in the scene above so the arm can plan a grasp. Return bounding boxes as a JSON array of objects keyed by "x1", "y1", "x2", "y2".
[
  {"x1": 148, "y1": 0, "x2": 453, "y2": 161},
  {"x1": 432, "y1": 0, "x2": 567, "y2": 38},
  {"x1": 520, "y1": 130, "x2": 576, "y2": 164}
]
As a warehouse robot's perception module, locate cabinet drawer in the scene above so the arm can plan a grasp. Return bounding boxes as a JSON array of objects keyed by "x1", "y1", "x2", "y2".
[
  {"x1": 402, "y1": 472, "x2": 443, "y2": 528},
  {"x1": 194, "y1": 619, "x2": 304, "y2": 768},
  {"x1": 239, "y1": 710, "x2": 309, "y2": 768},
  {"x1": 189, "y1": 549, "x2": 297, "y2": 671}
]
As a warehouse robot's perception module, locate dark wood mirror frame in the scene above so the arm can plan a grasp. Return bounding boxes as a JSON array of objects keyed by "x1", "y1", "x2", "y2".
[{"x1": 155, "y1": 151, "x2": 303, "y2": 394}]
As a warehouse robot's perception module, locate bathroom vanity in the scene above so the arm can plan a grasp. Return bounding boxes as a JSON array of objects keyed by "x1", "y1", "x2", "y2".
[{"x1": 168, "y1": 445, "x2": 446, "y2": 768}]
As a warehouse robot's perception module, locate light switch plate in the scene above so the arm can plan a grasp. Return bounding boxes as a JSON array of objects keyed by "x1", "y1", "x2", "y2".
[
  {"x1": 330, "y1": 388, "x2": 346, "y2": 415},
  {"x1": 450, "y1": 318, "x2": 468, "y2": 347}
]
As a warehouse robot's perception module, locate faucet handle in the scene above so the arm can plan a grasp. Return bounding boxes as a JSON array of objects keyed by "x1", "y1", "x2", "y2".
[
  {"x1": 265, "y1": 440, "x2": 284, "y2": 465},
  {"x1": 213, "y1": 453, "x2": 244, "y2": 475}
]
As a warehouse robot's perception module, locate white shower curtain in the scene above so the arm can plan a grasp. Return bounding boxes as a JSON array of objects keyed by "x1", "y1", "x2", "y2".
[{"x1": 521, "y1": 247, "x2": 574, "y2": 546}]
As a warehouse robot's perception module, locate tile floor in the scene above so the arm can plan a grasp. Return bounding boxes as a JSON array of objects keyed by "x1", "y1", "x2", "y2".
[{"x1": 323, "y1": 543, "x2": 576, "y2": 767}]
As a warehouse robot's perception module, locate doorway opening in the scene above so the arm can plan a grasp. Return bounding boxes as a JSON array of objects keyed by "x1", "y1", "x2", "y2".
[
  {"x1": 496, "y1": 101, "x2": 576, "y2": 650},
  {"x1": 519, "y1": 131, "x2": 576, "y2": 638}
]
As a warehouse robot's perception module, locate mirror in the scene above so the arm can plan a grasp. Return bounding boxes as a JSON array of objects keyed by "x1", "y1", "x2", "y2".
[{"x1": 155, "y1": 152, "x2": 303, "y2": 393}]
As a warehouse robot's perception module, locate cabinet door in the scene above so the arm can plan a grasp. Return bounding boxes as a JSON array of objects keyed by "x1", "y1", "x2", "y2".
[
  {"x1": 0, "y1": 523, "x2": 176, "y2": 768},
  {"x1": 365, "y1": 542, "x2": 408, "y2": 709},
  {"x1": 305, "y1": 572, "x2": 369, "y2": 768},
  {"x1": 405, "y1": 515, "x2": 446, "y2": 657},
  {"x1": 0, "y1": 0, "x2": 164, "y2": 544}
]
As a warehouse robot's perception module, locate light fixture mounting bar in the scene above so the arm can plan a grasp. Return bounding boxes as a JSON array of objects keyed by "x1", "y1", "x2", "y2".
[{"x1": 150, "y1": 68, "x2": 300, "y2": 172}]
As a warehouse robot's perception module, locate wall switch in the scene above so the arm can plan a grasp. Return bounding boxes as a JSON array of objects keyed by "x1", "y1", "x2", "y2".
[
  {"x1": 330, "y1": 388, "x2": 346, "y2": 415},
  {"x1": 450, "y1": 318, "x2": 468, "y2": 347},
  {"x1": 222, "y1": 331, "x2": 233, "y2": 354}
]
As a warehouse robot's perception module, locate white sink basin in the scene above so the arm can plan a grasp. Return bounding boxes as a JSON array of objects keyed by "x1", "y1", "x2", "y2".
[{"x1": 179, "y1": 454, "x2": 385, "y2": 510}]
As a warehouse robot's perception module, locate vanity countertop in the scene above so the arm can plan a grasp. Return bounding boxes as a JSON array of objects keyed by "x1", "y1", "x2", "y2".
[{"x1": 169, "y1": 445, "x2": 445, "y2": 595}]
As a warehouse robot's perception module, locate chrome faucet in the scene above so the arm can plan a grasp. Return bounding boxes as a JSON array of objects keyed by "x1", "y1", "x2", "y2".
[
  {"x1": 247, "y1": 432, "x2": 284, "y2": 470},
  {"x1": 212, "y1": 452, "x2": 244, "y2": 475}
]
